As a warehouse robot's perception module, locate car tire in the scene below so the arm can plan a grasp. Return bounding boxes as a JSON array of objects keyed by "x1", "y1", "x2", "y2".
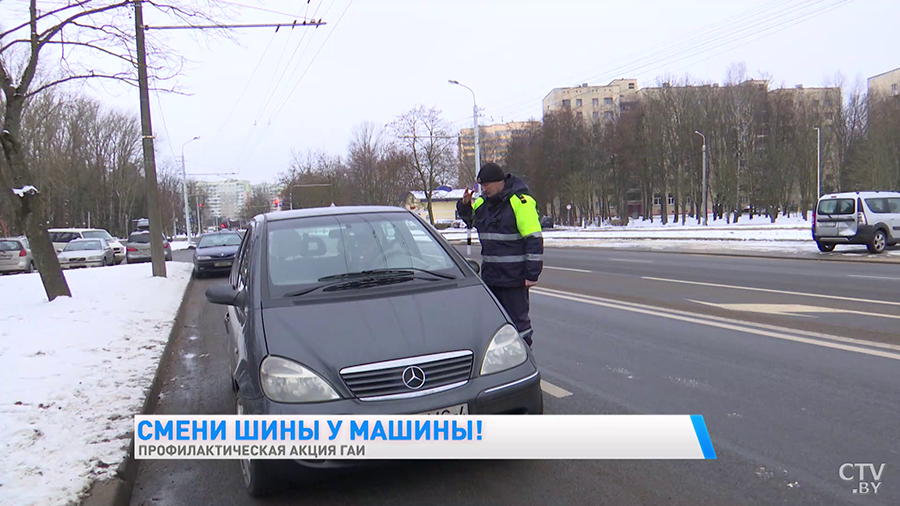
[
  {"x1": 235, "y1": 396, "x2": 284, "y2": 497},
  {"x1": 26, "y1": 262, "x2": 35, "y2": 273},
  {"x1": 816, "y1": 242, "x2": 835, "y2": 252},
  {"x1": 867, "y1": 230, "x2": 887, "y2": 254}
]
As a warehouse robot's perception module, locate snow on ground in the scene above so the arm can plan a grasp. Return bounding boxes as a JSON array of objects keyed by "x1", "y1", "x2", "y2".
[
  {"x1": 543, "y1": 239, "x2": 900, "y2": 258},
  {"x1": 441, "y1": 215, "x2": 813, "y2": 242},
  {"x1": 170, "y1": 240, "x2": 194, "y2": 251},
  {"x1": 0, "y1": 262, "x2": 192, "y2": 506}
]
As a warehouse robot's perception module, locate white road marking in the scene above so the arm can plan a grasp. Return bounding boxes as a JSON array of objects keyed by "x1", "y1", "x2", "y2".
[
  {"x1": 608, "y1": 258, "x2": 653, "y2": 264},
  {"x1": 540, "y1": 380, "x2": 573, "y2": 398},
  {"x1": 847, "y1": 274, "x2": 900, "y2": 281},
  {"x1": 688, "y1": 300, "x2": 900, "y2": 320},
  {"x1": 531, "y1": 287, "x2": 900, "y2": 361},
  {"x1": 545, "y1": 266, "x2": 593, "y2": 273},
  {"x1": 642, "y1": 276, "x2": 900, "y2": 307}
]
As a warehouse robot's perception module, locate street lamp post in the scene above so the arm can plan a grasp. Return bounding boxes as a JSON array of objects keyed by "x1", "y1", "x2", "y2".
[
  {"x1": 449, "y1": 79, "x2": 480, "y2": 255},
  {"x1": 181, "y1": 136, "x2": 200, "y2": 237},
  {"x1": 813, "y1": 127, "x2": 821, "y2": 200},
  {"x1": 694, "y1": 131, "x2": 708, "y2": 226}
]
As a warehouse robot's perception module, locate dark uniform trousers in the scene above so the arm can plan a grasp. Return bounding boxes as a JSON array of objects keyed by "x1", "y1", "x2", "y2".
[{"x1": 488, "y1": 285, "x2": 533, "y2": 347}]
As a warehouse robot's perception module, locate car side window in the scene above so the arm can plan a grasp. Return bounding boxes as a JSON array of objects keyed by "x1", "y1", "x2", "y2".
[
  {"x1": 888, "y1": 198, "x2": 900, "y2": 214},
  {"x1": 864, "y1": 198, "x2": 890, "y2": 214},
  {"x1": 234, "y1": 225, "x2": 253, "y2": 290}
]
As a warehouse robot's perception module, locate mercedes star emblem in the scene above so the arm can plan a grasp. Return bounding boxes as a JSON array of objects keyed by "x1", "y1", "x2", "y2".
[{"x1": 402, "y1": 365, "x2": 426, "y2": 390}]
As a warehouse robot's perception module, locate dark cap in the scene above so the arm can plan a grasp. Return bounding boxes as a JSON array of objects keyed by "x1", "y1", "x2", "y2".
[{"x1": 477, "y1": 162, "x2": 505, "y2": 184}]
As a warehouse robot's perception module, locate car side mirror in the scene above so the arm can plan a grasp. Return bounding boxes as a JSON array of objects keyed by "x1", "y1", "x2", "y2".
[
  {"x1": 206, "y1": 285, "x2": 244, "y2": 306},
  {"x1": 466, "y1": 259, "x2": 480, "y2": 274}
]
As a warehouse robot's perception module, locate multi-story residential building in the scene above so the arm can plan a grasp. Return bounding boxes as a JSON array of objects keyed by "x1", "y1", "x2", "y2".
[
  {"x1": 867, "y1": 67, "x2": 900, "y2": 98},
  {"x1": 197, "y1": 179, "x2": 251, "y2": 220},
  {"x1": 542, "y1": 79, "x2": 639, "y2": 123},
  {"x1": 457, "y1": 121, "x2": 540, "y2": 187}
]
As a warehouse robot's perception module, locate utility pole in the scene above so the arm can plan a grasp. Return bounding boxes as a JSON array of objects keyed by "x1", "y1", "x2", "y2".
[
  {"x1": 814, "y1": 127, "x2": 821, "y2": 199},
  {"x1": 181, "y1": 136, "x2": 200, "y2": 238},
  {"x1": 695, "y1": 131, "x2": 708, "y2": 226},
  {"x1": 134, "y1": 0, "x2": 166, "y2": 276}
]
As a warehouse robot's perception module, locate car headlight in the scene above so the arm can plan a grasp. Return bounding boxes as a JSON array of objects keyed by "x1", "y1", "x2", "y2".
[
  {"x1": 89, "y1": 255, "x2": 103, "y2": 261},
  {"x1": 480, "y1": 324, "x2": 528, "y2": 375},
  {"x1": 260, "y1": 356, "x2": 340, "y2": 403},
  {"x1": 197, "y1": 255, "x2": 212, "y2": 260}
]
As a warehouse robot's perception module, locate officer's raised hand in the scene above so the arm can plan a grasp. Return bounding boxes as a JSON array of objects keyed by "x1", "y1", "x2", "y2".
[{"x1": 461, "y1": 188, "x2": 474, "y2": 205}]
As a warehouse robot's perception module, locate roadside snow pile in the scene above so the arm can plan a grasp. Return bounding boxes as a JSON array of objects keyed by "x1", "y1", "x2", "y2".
[
  {"x1": 170, "y1": 240, "x2": 194, "y2": 251},
  {"x1": 0, "y1": 262, "x2": 192, "y2": 506}
]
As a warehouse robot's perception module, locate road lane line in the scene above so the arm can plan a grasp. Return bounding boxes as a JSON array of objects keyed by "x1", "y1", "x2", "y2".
[
  {"x1": 545, "y1": 266, "x2": 593, "y2": 273},
  {"x1": 847, "y1": 274, "x2": 900, "y2": 281},
  {"x1": 688, "y1": 300, "x2": 900, "y2": 320},
  {"x1": 540, "y1": 380, "x2": 573, "y2": 398},
  {"x1": 531, "y1": 287, "x2": 900, "y2": 360},
  {"x1": 608, "y1": 258, "x2": 653, "y2": 264},
  {"x1": 641, "y1": 276, "x2": 900, "y2": 307}
]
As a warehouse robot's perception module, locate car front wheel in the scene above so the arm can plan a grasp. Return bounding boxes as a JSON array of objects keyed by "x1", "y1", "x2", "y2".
[
  {"x1": 816, "y1": 241, "x2": 835, "y2": 252},
  {"x1": 868, "y1": 230, "x2": 887, "y2": 254},
  {"x1": 235, "y1": 396, "x2": 283, "y2": 497}
]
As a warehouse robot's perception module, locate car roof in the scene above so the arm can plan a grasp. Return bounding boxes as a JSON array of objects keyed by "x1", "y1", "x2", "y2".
[
  {"x1": 69, "y1": 237, "x2": 104, "y2": 242},
  {"x1": 263, "y1": 205, "x2": 410, "y2": 223},
  {"x1": 0, "y1": 237, "x2": 24, "y2": 242},
  {"x1": 48, "y1": 228, "x2": 109, "y2": 232},
  {"x1": 819, "y1": 191, "x2": 900, "y2": 199}
]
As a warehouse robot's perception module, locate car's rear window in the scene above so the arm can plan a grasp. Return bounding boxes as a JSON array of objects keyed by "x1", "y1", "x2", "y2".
[
  {"x1": 265, "y1": 213, "x2": 461, "y2": 296},
  {"x1": 0, "y1": 240, "x2": 22, "y2": 251},
  {"x1": 128, "y1": 233, "x2": 151, "y2": 243},
  {"x1": 49, "y1": 232, "x2": 81, "y2": 243},
  {"x1": 82, "y1": 230, "x2": 113, "y2": 240},
  {"x1": 817, "y1": 199, "x2": 854, "y2": 215}
]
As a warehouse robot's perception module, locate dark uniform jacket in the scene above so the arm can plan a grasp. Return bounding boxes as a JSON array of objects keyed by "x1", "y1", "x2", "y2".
[{"x1": 456, "y1": 174, "x2": 543, "y2": 288}]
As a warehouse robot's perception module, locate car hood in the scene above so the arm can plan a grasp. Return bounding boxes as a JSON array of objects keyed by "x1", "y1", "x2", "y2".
[
  {"x1": 195, "y1": 245, "x2": 239, "y2": 257},
  {"x1": 261, "y1": 283, "x2": 507, "y2": 377}
]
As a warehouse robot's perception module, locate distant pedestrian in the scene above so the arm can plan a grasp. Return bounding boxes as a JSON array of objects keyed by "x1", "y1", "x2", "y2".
[{"x1": 457, "y1": 162, "x2": 543, "y2": 347}]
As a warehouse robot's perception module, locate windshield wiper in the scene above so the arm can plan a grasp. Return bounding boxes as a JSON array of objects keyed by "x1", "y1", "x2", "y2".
[{"x1": 318, "y1": 268, "x2": 455, "y2": 282}]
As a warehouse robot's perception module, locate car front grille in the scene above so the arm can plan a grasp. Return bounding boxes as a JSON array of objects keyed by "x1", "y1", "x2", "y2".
[{"x1": 340, "y1": 350, "x2": 473, "y2": 401}]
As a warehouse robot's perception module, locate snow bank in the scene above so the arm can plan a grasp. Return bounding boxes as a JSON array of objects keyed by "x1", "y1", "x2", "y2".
[{"x1": 0, "y1": 262, "x2": 193, "y2": 506}]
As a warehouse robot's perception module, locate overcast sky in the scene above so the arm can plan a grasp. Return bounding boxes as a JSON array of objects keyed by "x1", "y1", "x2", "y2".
[{"x1": 6, "y1": 0, "x2": 900, "y2": 185}]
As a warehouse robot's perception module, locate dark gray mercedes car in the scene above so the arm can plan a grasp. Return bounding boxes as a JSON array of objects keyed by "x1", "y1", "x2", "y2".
[{"x1": 205, "y1": 206, "x2": 542, "y2": 496}]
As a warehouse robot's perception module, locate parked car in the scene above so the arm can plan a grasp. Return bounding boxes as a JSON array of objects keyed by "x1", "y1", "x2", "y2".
[
  {"x1": 191, "y1": 231, "x2": 243, "y2": 278},
  {"x1": 540, "y1": 215, "x2": 554, "y2": 229},
  {"x1": 205, "y1": 205, "x2": 542, "y2": 497},
  {"x1": 813, "y1": 191, "x2": 900, "y2": 253},
  {"x1": 125, "y1": 231, "x2": 173, "y2": 263},
  {"x1": 57, "y1": 238, "x2": 115, "y2": 269},
  {"x1": 48, "y1": 228, "x2": 124, "y2": 262},
  {"x1": 0, "y1": 237, "x2": 35, "y2": 274}
]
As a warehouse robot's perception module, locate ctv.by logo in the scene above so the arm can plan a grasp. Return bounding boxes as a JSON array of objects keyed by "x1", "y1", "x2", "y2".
[{"x1": 840, "y1": 463, "x2": 885, "y2": 495}]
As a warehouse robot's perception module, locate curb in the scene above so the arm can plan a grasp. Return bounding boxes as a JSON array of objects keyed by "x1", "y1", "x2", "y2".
[
  {"x1": 448, "y1": 240, "x2": 900, "y2": 264},
  {"x1": 79, "y1": 275, "x2": 196, "y2": 506}
]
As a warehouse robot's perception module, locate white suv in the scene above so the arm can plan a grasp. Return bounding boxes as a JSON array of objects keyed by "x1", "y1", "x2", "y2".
[{"x1": 813, "y1": 191, "x2": 900, "y2": 254}]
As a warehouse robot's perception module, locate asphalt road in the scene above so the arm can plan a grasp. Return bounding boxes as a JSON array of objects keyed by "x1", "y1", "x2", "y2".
[{"x1": 129, "y1": 248, "x2": 899, "y2": 506}]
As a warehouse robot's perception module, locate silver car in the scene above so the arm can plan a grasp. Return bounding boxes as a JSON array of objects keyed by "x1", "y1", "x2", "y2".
[
  {"x1": 125, "y1": 231, "x2": 173, "y2": 263},
  {"x1": 58, "y1": 238, "x2": 115, "y2": 269},
  {"x1": 0, "y1": 237, "x2": 35, "y2": 274}
]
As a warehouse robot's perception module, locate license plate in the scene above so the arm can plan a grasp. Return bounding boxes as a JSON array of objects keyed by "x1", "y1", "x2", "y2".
[
  {"x1": 214, "y1": 261, "x2": 231, "y2": 267},
  {"x1": 0, "y1": 254, "x2": 11, "y2": 260},
  {"x1": 418, "y1": 403, "x2": 468, "y2": 415},
  {"x1": 818, "y1": 221, "x2": 835, "y2": 227}
]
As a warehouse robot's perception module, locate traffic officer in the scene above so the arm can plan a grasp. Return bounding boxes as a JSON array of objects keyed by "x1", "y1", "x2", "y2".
[{"x1": 457, "y1": 162, "x2": 543, "y2": 347}]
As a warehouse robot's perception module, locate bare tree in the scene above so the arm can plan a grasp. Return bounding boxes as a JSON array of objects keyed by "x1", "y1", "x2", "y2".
[
  {"x1": 240, "y1": 186, "x2": 272, "y2": 222},
  {"x1": 346, "y1": 121, "x2": 412, "y2": 206},
  {"x1": 389, "y1": 106, "x2": 456, "y2": 225},
  {"x1": 0, "y1": 0, "x2": 216, "y2": 300}
]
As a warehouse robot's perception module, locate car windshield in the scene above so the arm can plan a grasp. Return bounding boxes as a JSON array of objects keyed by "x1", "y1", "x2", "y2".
[
  {"x1": 266, "y1": 213, "x2": 461, "y2": 297},
  {"x1": 82, "y1": 230, "x2": 113, "y2": 240},
  {"x1": 0, "y1": 240, "x2": 22, "y2": 251},
  {"x1": 49, "y1": 231, "x2": 81, "y2": 243},
  {"x1": 198, "y1": 233, "x2": 243, "y2": 248},
  {"x1": 65, "y1": 240, "x2": 103, "y2": 251},
  {"x1": 817, "y1": 198, "x2": 854, "y2": 215}
]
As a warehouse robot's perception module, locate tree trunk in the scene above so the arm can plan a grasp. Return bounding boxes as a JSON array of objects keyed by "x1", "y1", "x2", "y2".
[{"x1": 1, "y1": 98, "x2": 72, "y2": 301}]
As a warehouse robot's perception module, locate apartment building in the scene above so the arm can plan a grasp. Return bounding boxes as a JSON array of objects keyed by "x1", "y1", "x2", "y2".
[
  {"x1": 457, "y1": 120, "x2": 540, "y2": 187},
  {"x1": 542, "y1": 79, "x2": 639, "y2": 123},
  {"x1": 197, "y1": 179, "x2": 251, "y2": 220},
  {"x1": 867, "y1": 67, "x2": 900, "y2": 98}
]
